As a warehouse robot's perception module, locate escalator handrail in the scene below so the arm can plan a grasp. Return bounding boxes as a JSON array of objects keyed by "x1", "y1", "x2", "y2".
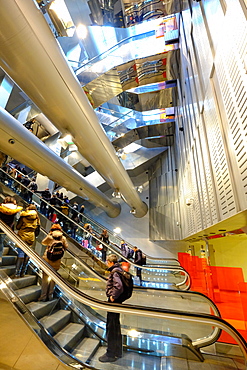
[
  {"x1": 2, "y1": 221, "x2": 246, "y2": 358},
  {"x1": 0, "y1": 168, "x2": 180, "y2": 267},
  {"x1": 58, "y1": 235, "x2": 221, "y2": 319}
]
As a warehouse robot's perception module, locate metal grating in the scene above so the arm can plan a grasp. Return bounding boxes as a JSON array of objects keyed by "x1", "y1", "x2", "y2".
[
  {"x1": 203, "y1": 86, "x2": 237, "y2": 218},
  {"x1": 214, "y1": 1, "x2": 247, "y2": 209}
]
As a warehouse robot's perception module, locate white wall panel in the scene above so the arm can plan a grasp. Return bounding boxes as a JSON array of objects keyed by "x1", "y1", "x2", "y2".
[
  {"x1": 203, "y1": 86, "x2": 237, "y2": 218},
  {"x1": 214, "y1": 0, "x2": 247, "y2": 209}
]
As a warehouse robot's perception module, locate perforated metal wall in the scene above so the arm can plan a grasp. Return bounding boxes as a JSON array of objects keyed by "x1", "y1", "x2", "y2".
[{"x1": 150, "y1": 0, "x2": 247, "y2": 240}]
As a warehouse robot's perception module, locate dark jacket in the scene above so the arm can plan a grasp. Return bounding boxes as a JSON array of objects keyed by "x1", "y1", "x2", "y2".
[
  {"x1": 120, "y1": 242, "x2": 129, "y2": 259},
  {"x1": 100, "y1": 232, "x2": 109, "y2": 252},
  {"x1": 37, "y1": 189, "x2": 51, "y2": 200},
  {"x1": 106, "y1": 263, "x2": 124, "y2": 303},
  {"x1": 134, "y1": 249, "x2": 143, "y2": 265},
  {"x1": 0, "y1": 203, "x2": 23, "y2": 233}
]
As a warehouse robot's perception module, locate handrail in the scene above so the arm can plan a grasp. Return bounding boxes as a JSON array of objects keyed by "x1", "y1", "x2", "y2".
[
  {"x1": 58, "y1": 238, "x2": 220, "y2": 319},
  {"x1": 2, "y1": 221, "x2": 246, "y2": 360},
  {"x1": 74, "y1": 30, "x2": 155, "y2": 73},
  {"x1": 0, "y1": 169, "x2": 187, "y2": 284},
  {"x1": 0, "y1": 167, "x2": 180, "y2": 267}
]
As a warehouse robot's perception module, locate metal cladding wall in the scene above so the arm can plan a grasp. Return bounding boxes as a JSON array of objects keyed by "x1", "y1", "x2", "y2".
[
  {"x1": 0, "y1": 0, "x2": 147, "y2": 218},
  {"x1": 149, "y1": 0, "x2": 247, "y2": 240},
  {"x1": 0, "y1": 107, "x2": 120, "y2": 218}
]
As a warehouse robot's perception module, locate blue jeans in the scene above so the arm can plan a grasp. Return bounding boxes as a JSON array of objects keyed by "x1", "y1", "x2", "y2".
[{"x1": 0, "y1": 233, "x2": 6, "y2": 264}]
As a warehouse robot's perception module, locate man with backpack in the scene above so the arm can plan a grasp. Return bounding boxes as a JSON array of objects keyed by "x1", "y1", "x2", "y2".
[
  {"x1": 38, "y1": 228, "x2": 68, "y2": 301},
  {"x1": 99, "y1": 254, "x2": 133, "y2": 363}
]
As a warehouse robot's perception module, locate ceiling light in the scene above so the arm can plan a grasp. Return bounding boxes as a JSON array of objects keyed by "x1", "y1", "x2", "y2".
[
  {"x1": 113, "y1": 227, "x2": 121, "y2": 234},
  {"x1": 112, "y1": 189, "x2": 121, "y2": 198},
  {"x1": 76, "y1": 24, "x2": 88, "y2": 39},
  {"x1": 137, "y1": 185, "x2": 143, "y2": 193},
  {"x1": 130, "y1": 208, "x2": 136, "y2": 215}
]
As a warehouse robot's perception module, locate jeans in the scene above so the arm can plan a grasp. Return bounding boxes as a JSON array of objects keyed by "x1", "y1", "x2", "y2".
[
  {"x1": 0, "y1": 233, "x2": 6, "y2": 264},
  {"x1": 136, "y1": 267, "x2": 142, "y2": 285}
]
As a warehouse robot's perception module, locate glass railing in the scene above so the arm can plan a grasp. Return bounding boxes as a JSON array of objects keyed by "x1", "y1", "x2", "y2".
[
  {"x1": 2, "y1": 223, "x2": 216, "y2": 317},
  {"x1": 74, "y1": 31, "x2": 155, "y2": 74},
  {"x1": 0, "y1": 168, "x2": 181, "y2": 271},
  {"x1": 1, "y1": 223, "x2": 247, "y2": 369}
]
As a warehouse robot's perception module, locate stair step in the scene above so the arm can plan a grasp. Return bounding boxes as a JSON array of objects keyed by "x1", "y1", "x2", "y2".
[
  {"x1": 0, "y1": 265, "x2": 16, "y2": 276},
  {"x1": 27, "y1": 299, "x2": 58, "y2": 320},
  {"x1": 12, "y1": 275, "x2": 37, "y2": 290},
  {"x1": 54, "y1": 322, "x2": 85, "y2": 352},
  {"x1": 40, "y1": 309, "x2": 71, "y2": 336},
  {"x1": 2, "y1": 255, "x2": 16, "y2": 266},
  {"x1": 15, "y1": 285, "x2": 41, "y2": 304},
  {"x1": 3, "y1": 246, "x2": 10, "y2": 255},
  {"x1": 72, "y1": 337, "x2": 100, "y2": 363}
]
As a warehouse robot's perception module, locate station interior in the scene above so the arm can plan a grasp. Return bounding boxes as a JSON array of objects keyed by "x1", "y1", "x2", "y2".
[{"x1": 1, "y1": 0, "x2": 247, "y2": 369}]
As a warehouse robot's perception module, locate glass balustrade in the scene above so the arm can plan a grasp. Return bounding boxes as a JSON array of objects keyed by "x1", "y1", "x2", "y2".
[{"x1": 1, "y1": 225, "x2": 247, "y2": 370}]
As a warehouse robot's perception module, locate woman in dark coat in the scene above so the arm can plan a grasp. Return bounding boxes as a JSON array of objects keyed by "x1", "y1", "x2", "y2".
[{"x1": 100, "y1": 229, "x2": 110, "y2": 263}]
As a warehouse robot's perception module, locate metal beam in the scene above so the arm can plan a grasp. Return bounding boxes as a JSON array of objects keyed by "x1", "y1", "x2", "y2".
[
  {"x1": 0, "y1": 107, "x2": 120, "y2": 218},
  {"x1": 0, "y1": 0, "x2": 147, "y2": 217}
]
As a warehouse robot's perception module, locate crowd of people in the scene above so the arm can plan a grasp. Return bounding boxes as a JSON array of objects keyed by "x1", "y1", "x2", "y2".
[
  {"x1": 0, "y1": 163, "x2": 86, "y2": 235},
  {"x1": 0, "y1": 190, "x2": 146, "y2": 363}
]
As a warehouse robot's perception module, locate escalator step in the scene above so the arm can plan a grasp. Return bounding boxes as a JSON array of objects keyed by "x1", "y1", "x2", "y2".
[
  {"x1": 0, "y1": 265, "x2": 16, "y2": 276},
  {"x1": 54, "y1": 322, "x2": 85, "y2": 352},
  {"x1": 40, "y1": 309, "x2": 71, "y2": 336},
  {"x1": 27, "y1": 299, "x2": 58, "y2": 320},
  {"x1": 3, "y1": 246, "x2": 9, "y2": 255},
  {"x1": 72, "y1": 337, "x2": 100, "y2": 363},
  {"x1": 12, "y1": 275, "x2": 37, "y2": 290},
  {"x1": 15, "y1": 285, "x2": 41, "y2": 304},
  {"x1": 1, "y1": 255, "x2": 16, "y2": 266}
]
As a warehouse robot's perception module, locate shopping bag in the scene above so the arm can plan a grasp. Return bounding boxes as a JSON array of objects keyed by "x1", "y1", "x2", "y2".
[{"x1": 82, "y1": 239, "x2": 89, "y2": 248}]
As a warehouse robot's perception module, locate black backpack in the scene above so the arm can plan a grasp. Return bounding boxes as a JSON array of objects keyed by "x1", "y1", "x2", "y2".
[
  {"x1": 113, "y1": 269, "x2": 133, "y2": 302},
  {"x1": 47, "y1": 240, "x2": 64, "y2": 261}
]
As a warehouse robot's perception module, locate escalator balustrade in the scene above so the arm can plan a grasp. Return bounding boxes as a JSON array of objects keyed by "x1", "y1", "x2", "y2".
[
  {"x1": 0, "y1": 168, "x2": 190, "y2": 290},
  {"x1": 0, "y1": 223, "x2": 247, "y2": 370}
]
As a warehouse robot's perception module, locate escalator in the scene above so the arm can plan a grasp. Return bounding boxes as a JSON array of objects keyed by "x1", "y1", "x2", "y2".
[
  {"x1": 0, "y1": 167, "x2": 179, "y2": 268},
  {"x1": 0, "y1": 168, "x2": 189, "y2": 290},
  {"x1": 0, "y1": 222, "x2": 247, "y2": 369}
]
